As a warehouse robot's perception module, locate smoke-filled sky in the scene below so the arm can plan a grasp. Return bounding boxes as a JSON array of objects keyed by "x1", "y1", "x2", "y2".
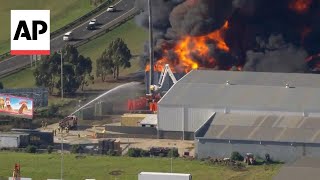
[{"x1": 135, "y1": 0, "x2": 320, "y2": 73}]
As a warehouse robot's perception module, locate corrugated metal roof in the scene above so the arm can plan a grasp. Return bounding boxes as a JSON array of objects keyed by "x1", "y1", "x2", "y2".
[
  {"x1": 198, "y1": 113, "x2": 320, "y2": 143},
  {"x1": 159, "y1": 70, "x2": 320, "y2": 112},
  {"x1": 159, "y1": 82, "x2": 320, "y2": 112},
  {"x1": 0, "y1": 132, "x2": 29, "y2": 137},
  {"x1": 180, "y1": 70, "x2": 320, "y2": 88},
  {"x1": 140, "y1": 114, "x2": 157, "y2": 125}
]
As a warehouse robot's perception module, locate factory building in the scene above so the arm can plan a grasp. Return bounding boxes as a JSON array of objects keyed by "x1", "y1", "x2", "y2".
[{"x1": 157, "y1": 70, "x2": 320, "y2": 162}]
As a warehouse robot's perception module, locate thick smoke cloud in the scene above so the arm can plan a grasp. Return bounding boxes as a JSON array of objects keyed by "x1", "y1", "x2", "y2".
[
  {"x1": 135, "y1": 0, "x2": 320, "y2": 73},
  {"x1": 134, "y1": 0, "x2": 184, "y2": 33},
  {"x1": 167, "y1": 0, "x2": 233, "y2": 37},
  {"x1": 243, "y1": 35, "x2": 308, "y2": 72}
]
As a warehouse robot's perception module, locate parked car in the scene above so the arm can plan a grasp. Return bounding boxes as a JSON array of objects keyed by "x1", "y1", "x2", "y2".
[
  {"x1": 63, "y1": 31, "x2": 73, "y2": 41},
  {"x1": 107, "y1": 6, "x2": 116, "y2": 12},
  {"x1": 87, "y1": 19, "x2": 97, "y2": 30}
]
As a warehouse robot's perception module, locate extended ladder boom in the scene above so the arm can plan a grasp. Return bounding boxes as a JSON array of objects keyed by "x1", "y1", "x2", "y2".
[
  {"x1": 149, "y1": 64, "x2": 177, "y2": 93},
  {"x1": 157, "y1": 64, "x2": 177, "y2": 89}
]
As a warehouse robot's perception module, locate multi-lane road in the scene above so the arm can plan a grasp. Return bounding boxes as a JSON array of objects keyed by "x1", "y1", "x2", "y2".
[{"x1": 0, "y1": 0, "x2": 136, "y2": 77}]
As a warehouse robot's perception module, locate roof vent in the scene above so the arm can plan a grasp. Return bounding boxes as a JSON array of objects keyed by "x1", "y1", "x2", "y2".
[{"x1": 226, "y1": 80, "x2": 230, "y2": 86}]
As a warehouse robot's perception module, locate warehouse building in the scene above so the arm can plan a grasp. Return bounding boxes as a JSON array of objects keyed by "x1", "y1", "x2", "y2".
[{"x1": 157, "y1": 70, "x2": 320, "y2": 162}]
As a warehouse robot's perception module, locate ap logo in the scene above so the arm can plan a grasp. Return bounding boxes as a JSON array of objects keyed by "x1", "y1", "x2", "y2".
[{"x1": 11, "y1": 10, "x2": 50, "y2": 55}]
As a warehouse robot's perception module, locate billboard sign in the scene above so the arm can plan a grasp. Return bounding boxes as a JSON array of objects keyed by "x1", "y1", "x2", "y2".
[
  {"x1": 0, "y1": 94, "x2": 33, "y2": 119},
  {"x1": 0, "y1": 88, "x2": 48, "y2": 108}
]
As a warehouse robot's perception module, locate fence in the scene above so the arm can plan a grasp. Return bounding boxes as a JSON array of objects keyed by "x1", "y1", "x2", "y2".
[{"x1": 0, "y1": 0, "x2": 116, "y2": 60}]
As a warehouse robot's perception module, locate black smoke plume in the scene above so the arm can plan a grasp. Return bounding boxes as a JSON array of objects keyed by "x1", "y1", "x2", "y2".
[{"x1": 135, "y1": 0, "x2": 320, "y2": 73}]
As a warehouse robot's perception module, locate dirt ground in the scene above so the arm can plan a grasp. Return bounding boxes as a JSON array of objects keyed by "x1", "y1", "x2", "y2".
[{"x1": 39, "y1": 123, "x2": 195, "y2": 157}]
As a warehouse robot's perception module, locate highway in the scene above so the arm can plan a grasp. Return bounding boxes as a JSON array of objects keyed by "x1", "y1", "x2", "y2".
[{"x1": 0, "y1": 0, "x2": 136, "y2": 77}]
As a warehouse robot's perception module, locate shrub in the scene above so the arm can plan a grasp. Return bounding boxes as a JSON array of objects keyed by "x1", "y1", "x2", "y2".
[
  {"x1": 230, "y1": 151, "x2": 243, "y2": 161},
  {"x1": 107, "y1": 149, "x2": 117, "y2": 156},
  {"x1": 141, "y1": 150, "x2": 150, "y2": 157},
  {"x1": 48, "y1": 104, "x2": 59, "y2": 117},
  {"x1": 47, "y1": 145, "x2": 54, "y2": 154},
  {"x1": 71, "y1": 144, "x2": 83, "y2": 154},
  {"x1": 128, "y1": 148, "x2": 142, "y2": 157},
  {"x1": 159, "y1": 153, "x2": 166, "y2": 157},
  {"x1": 168, "y1": 148, "x2": 179, "y2": 158},
  {"x1": 25, "y1": 145, "x2": 37, "y2": 153}
]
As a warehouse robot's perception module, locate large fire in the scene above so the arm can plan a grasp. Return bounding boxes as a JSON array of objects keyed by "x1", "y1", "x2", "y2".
[
  {"x1": 289, "y1": 0, "x2": 312, "y2": 14},
  {"x1": 146, "y1": 21, "x2": 230, "y2": 73}
]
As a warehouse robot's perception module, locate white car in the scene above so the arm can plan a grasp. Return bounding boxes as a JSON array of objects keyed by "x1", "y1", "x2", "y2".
[
  {"x1": 63, "y1": 31, "x2": 73, "y2": 41},
  {"x1": 87, "y1": 19, "x2": 97, "y2": 30},
  {"x1": 107, "y1": 6, "x2": 116, "y2": 12}
]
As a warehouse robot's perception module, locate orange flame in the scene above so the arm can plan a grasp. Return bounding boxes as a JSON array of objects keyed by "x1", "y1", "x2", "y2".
[
  {"x1": 289, "y1": 0, "x2": 312, "y2": 14},
  {"x1": 146, "y1": 21, "x2": 230, "y2": 73}
]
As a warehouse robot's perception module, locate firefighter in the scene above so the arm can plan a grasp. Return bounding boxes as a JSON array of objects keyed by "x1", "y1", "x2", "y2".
[{"x1": 65, "y1": 127, "x2": 69, "y2": 134}]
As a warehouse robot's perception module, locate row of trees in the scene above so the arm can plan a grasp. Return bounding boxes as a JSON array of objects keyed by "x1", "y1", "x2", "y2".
[{"x1": 34, "y1": 38, "x2": 131, "y2": 95}]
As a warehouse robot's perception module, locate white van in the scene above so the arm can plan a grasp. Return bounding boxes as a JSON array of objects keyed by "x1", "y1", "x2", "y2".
[{"x1": 63, "y1": 31, "x2": 73, "y2": 41}]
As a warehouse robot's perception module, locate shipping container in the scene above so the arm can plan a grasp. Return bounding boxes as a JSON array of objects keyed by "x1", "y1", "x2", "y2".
[
  {"x1": 0, "y1": 135, "x2": 19, "y2": 148},
  {"x1": 138, "y1": 172, "x2": 192, "y2": 180},
  {"x1": 0, "y1": 133, "x2": 29, "y2": 148}
]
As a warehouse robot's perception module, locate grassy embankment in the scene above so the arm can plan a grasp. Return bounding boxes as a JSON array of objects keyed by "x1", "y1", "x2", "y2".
[{"x1": 0, "y1": 152, "x2": 281, "y2": 180}]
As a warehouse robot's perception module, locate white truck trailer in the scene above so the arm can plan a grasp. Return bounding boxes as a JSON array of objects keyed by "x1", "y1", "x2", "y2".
[{"x1": 138, "y1": 172, "x2": 192, "y2": 180}]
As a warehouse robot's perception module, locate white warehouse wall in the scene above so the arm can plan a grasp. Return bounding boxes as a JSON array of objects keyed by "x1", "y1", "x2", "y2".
[{"x1": 158, "y1": 105, "x2": 216, "y2": 132}]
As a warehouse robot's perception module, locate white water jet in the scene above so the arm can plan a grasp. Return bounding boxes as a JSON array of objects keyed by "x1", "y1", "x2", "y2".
[{"x1": 70, "y1": 82, "x2": 140, "y2": 116}]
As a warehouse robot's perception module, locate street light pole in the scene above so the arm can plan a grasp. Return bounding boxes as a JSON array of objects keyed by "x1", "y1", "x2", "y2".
[
  {"x1": 148, "y1": 0, "x2": 154, "y2": 95},
  {"x1": 61, "y1": 132, "x2": 64, "y2": 180},
  {"x1": 60, "y1": 50, "x2": 64, "y2": 99}
]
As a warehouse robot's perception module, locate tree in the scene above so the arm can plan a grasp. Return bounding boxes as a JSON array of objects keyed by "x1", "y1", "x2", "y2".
[
  {"x1": 96, "y1": 50, "x2": 113, "y2": 82},
  {"x1": 55, "y1": 64, "x2": 80, "y2": 95},
  {"x1": 34, "y1": 44, "x2": 93, "y2": 95},
  {"x1": 34, "y1": 54, "x2": 59, "y2": 94},
  {"x1": 109, "y1": 38, "x2": 132, "y2": 79},
  {"x1": 96, "y1": 38, "x2": 132, "y2": 80},
  {"x1": 76, "y1": 55, "x2": 94, "y2": 90},
  {"x1": 0, "y1": 82, "x2": 3, "y2": 89}
]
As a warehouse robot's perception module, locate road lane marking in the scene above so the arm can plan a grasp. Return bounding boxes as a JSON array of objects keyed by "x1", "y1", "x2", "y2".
[{"x1": 51, "y1": 0, "x2": 125, "y2": 41}]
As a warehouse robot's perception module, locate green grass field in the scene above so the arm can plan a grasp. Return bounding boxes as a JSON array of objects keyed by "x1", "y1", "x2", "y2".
[
  {"x1": 0, "y1": 19, "x2": 147, "y2": 90},
  {"x1": 0, "y1": 152, "x2": 280, "y2": 180},
  {"x1": 0, "y1": 0, "x2": 101, "y2": 54}
]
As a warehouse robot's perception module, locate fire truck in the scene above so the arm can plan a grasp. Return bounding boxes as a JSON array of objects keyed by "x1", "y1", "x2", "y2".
[
  {"x1": 59, "y1": 115, "x2": 78, "y2": 130},
  {"x1": 147, "y1": 64, "x2": 177, "y2": 111},
  {"x1": 128, "y1": 64, "x2": 177, "y2": 113}
]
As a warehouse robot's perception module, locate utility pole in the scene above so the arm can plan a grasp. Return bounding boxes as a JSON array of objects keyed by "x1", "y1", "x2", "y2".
[
  {"x1": 148, "y1": 0, "x2": 154, "y2": 94},
  {"x1": 61, "y1": 132, "x2": 64, "y2": 180},
  {"x1": 58, "y1": 50, "x2": 64, "y2": 99}
]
